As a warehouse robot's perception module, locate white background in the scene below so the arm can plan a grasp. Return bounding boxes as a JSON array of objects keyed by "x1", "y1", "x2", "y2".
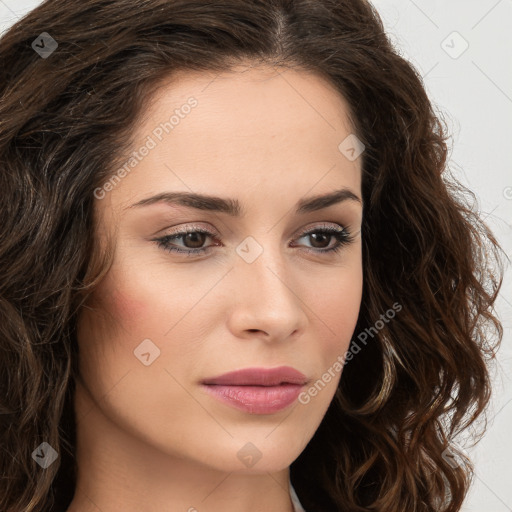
[{"x1": 1, "y1": 0, "x2": 510, "y2": 510}]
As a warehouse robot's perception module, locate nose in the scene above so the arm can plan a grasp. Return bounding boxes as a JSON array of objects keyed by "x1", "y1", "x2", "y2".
[{"x1": 225, "y1": 243, "x2": 309, "y2": 343}]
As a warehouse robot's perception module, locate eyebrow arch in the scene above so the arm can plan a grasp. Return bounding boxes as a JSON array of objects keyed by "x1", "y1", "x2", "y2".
[{"x1": 126, "y1": 187, "x2": 362, "y2": 215}]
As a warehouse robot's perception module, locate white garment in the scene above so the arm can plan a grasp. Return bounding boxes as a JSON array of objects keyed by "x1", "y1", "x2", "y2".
[{"x1": 289, "y1": 480, "x2": 306, "y2": 512}]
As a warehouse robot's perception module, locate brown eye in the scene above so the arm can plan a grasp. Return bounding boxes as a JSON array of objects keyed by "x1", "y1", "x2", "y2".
[
  {"x1": 180, "y1": 232, "x2": 208, "y2": 249},
  {"x1": 307, "y1": 232, "x2": 334, "y2": 249},
  {"x1": 153, "y1": 228, "x2": 217, "y2": 256},
  {"x1": 293, "y1": 226, "x2": 353, "y2": 254},
  {"x1": 153, "y1": 225, "x2": 354, "y2": 258}
]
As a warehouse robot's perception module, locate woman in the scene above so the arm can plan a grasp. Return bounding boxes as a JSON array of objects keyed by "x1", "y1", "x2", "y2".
[{"x1": 0, "y1": 0, "x2": 504, "y2": 511}]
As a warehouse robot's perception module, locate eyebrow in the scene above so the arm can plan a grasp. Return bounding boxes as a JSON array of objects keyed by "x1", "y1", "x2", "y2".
[{"x1": 126, "y1": 187, "x2": 362, "y2": 215}]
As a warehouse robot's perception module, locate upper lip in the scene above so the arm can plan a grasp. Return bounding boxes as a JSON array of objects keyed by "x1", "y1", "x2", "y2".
[{"x1": 201, "y1": 366, "x2": 307, "y2": 386}]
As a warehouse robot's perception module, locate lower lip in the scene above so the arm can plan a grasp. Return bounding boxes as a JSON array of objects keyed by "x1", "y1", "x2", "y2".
[{"x1": 201, "y1": 384, "x2": 304, "y2": 414}]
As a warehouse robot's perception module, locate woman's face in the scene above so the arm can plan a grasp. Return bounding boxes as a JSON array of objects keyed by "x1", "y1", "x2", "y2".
[{"x1": 77, "y1": 64, "x2": 363, "y2": 475}]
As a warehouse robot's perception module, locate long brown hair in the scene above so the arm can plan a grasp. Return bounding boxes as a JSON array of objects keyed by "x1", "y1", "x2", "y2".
[{"x1": 0, "y1": 0, "x2": 504, "y2": 510}]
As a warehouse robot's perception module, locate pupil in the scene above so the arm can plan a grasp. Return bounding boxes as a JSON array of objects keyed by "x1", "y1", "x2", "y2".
[
  {"x1": 185, "y1": 232, "x2": 205, "y2": 249},
  {"x1": 310, "y1": 233, "x2": 330, "y2": 248}
]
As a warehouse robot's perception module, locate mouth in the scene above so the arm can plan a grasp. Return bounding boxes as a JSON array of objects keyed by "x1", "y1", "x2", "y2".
[
  {"x1": 201, "y1": 366, "x2": 308, "y2": 386},
  {"x1": 200, "y1": 366, "x2": 308, "y2": 414}
]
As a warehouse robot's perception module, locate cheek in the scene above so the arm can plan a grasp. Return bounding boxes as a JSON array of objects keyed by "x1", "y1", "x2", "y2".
[
  {"x1": 76, "y1": 285, "x2": 155, "y2": 380},
  {"x1": 319, "y1": 267, "x2": 363, "y2": 356},
  {"x1": 96, "y1": 265, "x2": 159, "y2": 335},
  {"x1": 109, "y1": 287, "x2": 150, "y2": 323},
  {"x1": 301, "y1": 270, "x2": 362, "y2": 409}
]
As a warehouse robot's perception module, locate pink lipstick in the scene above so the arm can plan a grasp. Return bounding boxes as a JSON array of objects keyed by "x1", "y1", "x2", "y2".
[{"x1": 201, "y1": 366, "x2": 307, "y2": 415}]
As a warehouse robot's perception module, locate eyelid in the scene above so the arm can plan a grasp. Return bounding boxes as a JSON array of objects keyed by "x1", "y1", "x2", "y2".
[
  {"x1": 161, "y1": 223, "x2": 218, "y2": 237},
  {"x1": 151, "y1": 220, "x2": 355, "y2": 258},
  {"x1": 157, "y1": 221, "x2": 346, "y2": 241},
  {"x1": 295, "y1": 221, "x2": 347, "y2": 236}
]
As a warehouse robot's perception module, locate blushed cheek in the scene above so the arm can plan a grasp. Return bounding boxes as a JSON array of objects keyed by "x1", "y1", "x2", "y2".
[
  {"x1": 107, "y1": 286, "x2": 151, "y2": 329},
  {"x1": 109, "y1": 286, "x2": 138, "y2": 313},
  {"x1": 83, "y1": 272, "x2": 152, "y2": 338}
]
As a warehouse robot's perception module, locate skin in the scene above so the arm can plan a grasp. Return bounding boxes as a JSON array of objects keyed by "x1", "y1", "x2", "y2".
[{"x1": 68, "y1": 63, "x2": 364, "y2": 512}]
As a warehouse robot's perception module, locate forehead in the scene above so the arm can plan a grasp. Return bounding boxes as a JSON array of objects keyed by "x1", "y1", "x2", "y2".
[
  {"x1": 101, "y1": 64, "x2": 361, "y2": 215},
  {"x1": 138, "y1": 63, "x2": 356, "y2": 142}
]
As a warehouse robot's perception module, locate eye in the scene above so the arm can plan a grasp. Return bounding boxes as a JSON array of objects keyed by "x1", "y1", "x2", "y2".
[
  {"x1": 152, "y1": 223, "x2": 355, "y2": 257},
  {"x1": 292, "y1": 224, "x2": 354, "y2": 255},
  {"x1": 152, "y1": 226, "x2": 218, "y2": 257}
]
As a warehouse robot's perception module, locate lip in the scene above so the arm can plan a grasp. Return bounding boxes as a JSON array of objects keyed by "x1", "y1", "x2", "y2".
[
  {"x1": 200, "y1": 366, "x2": 308, "y2": 415},
  {"x1": 201, "y1": 366, "x2": 307, "y2": 386}
]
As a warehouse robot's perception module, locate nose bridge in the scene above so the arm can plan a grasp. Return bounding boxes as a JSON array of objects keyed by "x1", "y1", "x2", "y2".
[
  {"x1": 227, "y1": 234, "x2": 307, "y2": 337},
  {"x1": 237, "y1": 235, "x2": 286, "y2": 298}
]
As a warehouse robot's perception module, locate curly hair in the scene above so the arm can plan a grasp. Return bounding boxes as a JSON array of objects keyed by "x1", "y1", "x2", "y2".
[{"x1": 0, "y1": 0, "x2": 504, "y2": 510}]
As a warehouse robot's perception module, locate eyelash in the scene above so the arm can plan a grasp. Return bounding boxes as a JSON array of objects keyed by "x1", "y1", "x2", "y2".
[{"x1": 152, "y1": 224, "x2": 355, "y2": 258}]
